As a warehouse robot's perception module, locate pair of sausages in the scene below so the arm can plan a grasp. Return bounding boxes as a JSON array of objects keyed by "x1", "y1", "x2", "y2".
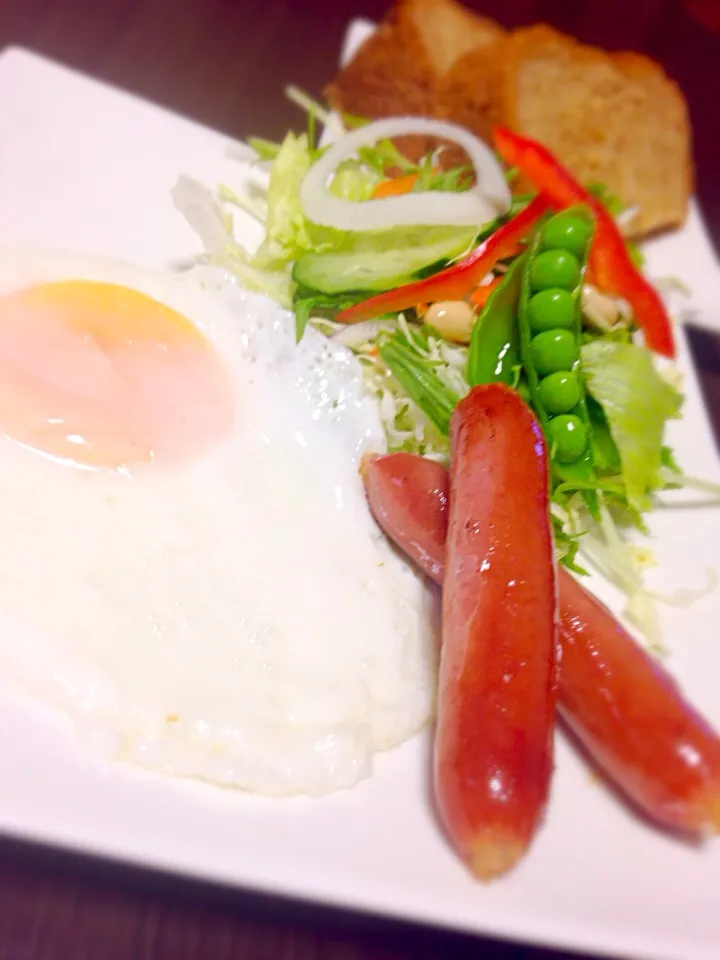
[{"x1": 362, "y1": 383, "x2": 720, "y2": 881}]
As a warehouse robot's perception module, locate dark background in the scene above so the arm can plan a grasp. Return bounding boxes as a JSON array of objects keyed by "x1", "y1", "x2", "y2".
[{"x1": 0, "y1": 1, "x2": 719, "y2": 958}]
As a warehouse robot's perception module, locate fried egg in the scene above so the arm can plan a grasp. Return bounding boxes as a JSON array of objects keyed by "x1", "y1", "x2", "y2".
[{"x1": 0, "y1": 247, "x2": 437, "y2": 796}]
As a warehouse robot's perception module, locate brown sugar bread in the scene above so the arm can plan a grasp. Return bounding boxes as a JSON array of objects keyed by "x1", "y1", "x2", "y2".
[
  {"x1": 402, "y1": 0, "x2": 505, "y2": 77},
  {"x1": 323, "y1": 3, "x2": 436, "y2": 162},
  {"x1": 434, "y1": 40, "x2": 507, "y2": 167},
  {"x1": 323, "y1": 3, "x2": 435, "y2": 125},
  {"x1": 324, "y1": 0, "x2": 505, "y2": 164},
  {"x1": 497, "y1": 25, "x2": 692, "y2": 236},
  {"x1": 419, "y1": 0, "x2": 506, "y2": 169},
  {"x1": 324, "y1": 4, "x2": 691, "y2": 236}
]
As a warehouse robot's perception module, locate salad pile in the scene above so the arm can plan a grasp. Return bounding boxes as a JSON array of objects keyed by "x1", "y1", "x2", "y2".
[{"x1": 174, "y1": 91, "x2": 719, "y2": 645}]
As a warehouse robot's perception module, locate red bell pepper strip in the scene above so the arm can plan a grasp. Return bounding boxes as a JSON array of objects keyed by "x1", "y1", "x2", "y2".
[
  {"x1": 335, "y1": 195, "x2": 549, "y2": 325},
  {"x1": 492, "y1": 126, "x2": 675, "y2": 358}
]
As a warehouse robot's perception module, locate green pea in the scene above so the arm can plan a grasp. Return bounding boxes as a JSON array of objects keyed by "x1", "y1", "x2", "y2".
[
  {"x1": 547, "y1": 414, "x2": 588, "y2": 462},
  {"x1": 537, "y1": 370, "x2": 581, "y2": 414},
  {"x1": 527, "y1": 289, "x2": 575, "y2": 332},
  {"x1": 530, "y1": 250, "x2": 581, "y2": 292},
  {"x1": 541, "y1": 213, "x2": 593, "y2": 259},
  {"x1": 529, "y1": 329, "x2": 579, "y2": 376}
]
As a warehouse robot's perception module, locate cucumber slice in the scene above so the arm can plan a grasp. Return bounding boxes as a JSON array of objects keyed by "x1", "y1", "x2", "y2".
[{"x1": 292, "y1": 226, "x2": 477, "y2": 295}]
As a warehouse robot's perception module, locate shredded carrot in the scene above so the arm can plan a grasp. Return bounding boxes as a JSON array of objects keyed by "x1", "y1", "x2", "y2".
[
  {"x1": 470, "y1": 276, "x2": 503, "y2": 308},
  {"x1": 371, "y1": 173, "x2": 420, "y2": 199},
  {"x1": 415, "y1": 302, "x2": 429, "y2": 318}
]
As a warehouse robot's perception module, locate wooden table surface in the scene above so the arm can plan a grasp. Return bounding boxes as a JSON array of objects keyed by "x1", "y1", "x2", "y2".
[{"x1": 0, "y1": 1, "x2": 719, "y2": 958}]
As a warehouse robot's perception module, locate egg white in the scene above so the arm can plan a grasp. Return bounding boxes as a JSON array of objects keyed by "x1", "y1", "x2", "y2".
[{"x1": 0, "y1": 247, "x2": 438, "y2": 796}]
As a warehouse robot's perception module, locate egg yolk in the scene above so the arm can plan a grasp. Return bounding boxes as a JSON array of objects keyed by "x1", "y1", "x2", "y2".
[{"x1": 0, "y1": 280, "x2": 235, "y2": 469}]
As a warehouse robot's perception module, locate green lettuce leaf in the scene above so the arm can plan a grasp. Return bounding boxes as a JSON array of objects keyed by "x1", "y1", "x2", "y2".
[
  {"x1": 586, "y1": 181, "x2": 624, "y2": 217},
  {"x1": 171, "y1": 175, "x2": 295, "y2": 307},
  {"x1": 581, "y1": 340, "x2": 682, "y2": 511},
  {"x1": 247, "y1": 136, "x2": 282, "y2": 161},
  {"x1": 249, "y1": 131, "x2": 363, "y2": 302},
  {"x1": 252, "y1": 132, "x2": 315, "y2": 269},
  {"x1": 328, "y1": 159, "x2": 381, "y2": 202},
  {"x1": 293, "y1": 290, "x2": 365, "y2": 343}
]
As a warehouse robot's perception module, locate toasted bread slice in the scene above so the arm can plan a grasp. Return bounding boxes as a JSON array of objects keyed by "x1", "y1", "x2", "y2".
[
  {"x1": 434, "y1": 39, "x2": 507, "y2": 167},
  {"x1": 324, "y1": 2, "x2": 436, "y2": 120},
  {"x1": 324, "y1": 0, "x2": 505, "y2": 164},
  {"x1": 498, "y1": 25, "x2": 691, "y2": 235},
  {"x1": 402, "y1": 0, "x2": 505, "y2": 77},
  {"x1": 324, "y1": 4, "x2": 436, "y2": 163}
]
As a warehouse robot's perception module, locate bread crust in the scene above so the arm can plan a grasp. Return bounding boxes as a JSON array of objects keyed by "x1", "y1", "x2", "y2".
[
  {"x1": 497, "y1": 25, "x2": 692, "y2": 235},
  {"x1": 325, "y1": 0, "x2": 506, "y2": 165}
]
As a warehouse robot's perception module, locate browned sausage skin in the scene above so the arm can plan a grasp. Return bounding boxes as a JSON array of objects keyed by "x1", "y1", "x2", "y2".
[
  {"x1": 435, "y1": 384, "x2": 558, "y2": 880},
  {"x1": 363, "y1": 449, "x2": 720, "y2": 837}
]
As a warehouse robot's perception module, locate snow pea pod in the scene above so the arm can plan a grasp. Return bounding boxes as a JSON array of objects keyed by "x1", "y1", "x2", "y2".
[
  {"x1": 467, "y1": 254, "x2": 526, "y2": 388},
  {"x1": 519, "y1": 207, "x2": 596, "y2": 480}
]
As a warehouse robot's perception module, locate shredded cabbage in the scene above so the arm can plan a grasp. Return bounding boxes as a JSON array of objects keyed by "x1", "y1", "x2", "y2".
[{"x1": 171, "y1": 176, "x2": 293, "y2": 306}]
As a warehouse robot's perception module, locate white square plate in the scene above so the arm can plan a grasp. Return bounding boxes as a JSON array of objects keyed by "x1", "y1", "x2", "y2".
[{"x1": 0, "y1": 23, "x2": 720, "y2": 960}]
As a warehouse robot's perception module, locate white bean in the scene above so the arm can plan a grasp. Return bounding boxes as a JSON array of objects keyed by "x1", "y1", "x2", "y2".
[
  {"x1": 424, "y1": 300, "x2": 476, "y2": 344},
  {"x1": 581, "y1": 284, "x2": 622, "y2": 332}
]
